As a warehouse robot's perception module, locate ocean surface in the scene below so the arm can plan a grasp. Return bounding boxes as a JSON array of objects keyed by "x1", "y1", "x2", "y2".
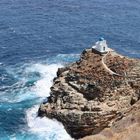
[{"x1": 0, "y1": 0, "x2": 140, "y2": 140}]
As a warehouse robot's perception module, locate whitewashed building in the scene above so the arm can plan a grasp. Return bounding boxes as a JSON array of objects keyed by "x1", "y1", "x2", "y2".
[{"x1": 92, "y1": 38, "x2": 109, "y2": 53}]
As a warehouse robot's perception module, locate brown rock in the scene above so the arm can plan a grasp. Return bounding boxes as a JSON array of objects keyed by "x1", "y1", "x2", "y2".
[
  {"x1": 38, "y1": 49, "x2": 140, "y2": 139},
  {"x1": 81, "y1": 102, "x2": 140, "y2": 140}
]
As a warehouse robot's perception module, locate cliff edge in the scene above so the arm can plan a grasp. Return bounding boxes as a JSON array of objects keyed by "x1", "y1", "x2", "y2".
[{"x1": 38, "y1": 49, "x2": 140, "y2": 139}]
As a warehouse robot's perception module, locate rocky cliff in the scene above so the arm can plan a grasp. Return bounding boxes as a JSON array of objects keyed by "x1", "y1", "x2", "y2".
[{"x1": 38, "y1": 48, "x2": 140, "y2": 139}]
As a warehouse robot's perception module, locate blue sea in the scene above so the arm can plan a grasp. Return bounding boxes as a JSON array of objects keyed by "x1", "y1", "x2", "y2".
[{"x1": 0, "y1": 0, "x2": 140, "y2": 140}]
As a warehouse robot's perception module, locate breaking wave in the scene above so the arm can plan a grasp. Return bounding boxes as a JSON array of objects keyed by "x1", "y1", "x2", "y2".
[
  {"x1": 26, "y1": 105, "x2": 72, "y2": 140},
  {"x1": 0, "y1": 55, "x2": 79, "y2": 139}
]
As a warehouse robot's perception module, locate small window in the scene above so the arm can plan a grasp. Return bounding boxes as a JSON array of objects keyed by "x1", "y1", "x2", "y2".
[{"x1": 103, "y1": 46, "x2": 106, "y2": 51}]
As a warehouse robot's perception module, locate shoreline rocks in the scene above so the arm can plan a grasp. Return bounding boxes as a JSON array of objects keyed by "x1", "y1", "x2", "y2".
[{"x1": 38, "y1": 49, "x2": 140, "y2": 139}]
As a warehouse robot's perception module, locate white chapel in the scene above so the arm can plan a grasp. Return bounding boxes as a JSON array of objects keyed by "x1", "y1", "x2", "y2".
[{"x1": 92, "y1": 38, "x2": 109, "y2": 53}]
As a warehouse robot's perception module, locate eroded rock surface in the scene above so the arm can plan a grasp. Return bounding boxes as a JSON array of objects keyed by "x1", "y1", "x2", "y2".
[
  {"x1": 38, "y1": 49, "x2": 140, "y2": 139},
  {"x1": 81, "y1": 101, "x2": 140, "y2": 140}
]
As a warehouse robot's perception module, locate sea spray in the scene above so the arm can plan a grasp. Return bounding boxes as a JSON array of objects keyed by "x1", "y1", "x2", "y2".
[
  {"x1": 26, "y1": 105, "x2": 72, "y2": 140},
  {"x1": 27, "y1": 63, "x2": 63, "y2": 97},
  {"x1": 25, "y1": 63, "x2": 72, "y2": 140},
  {"x1": 0, "y1": 55, "x2": 78, "y2": 139}
]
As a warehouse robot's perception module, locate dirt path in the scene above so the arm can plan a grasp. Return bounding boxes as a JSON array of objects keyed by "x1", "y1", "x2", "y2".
[{"x1": 102, "y1": 52, "x2": 121, "y2": 76}]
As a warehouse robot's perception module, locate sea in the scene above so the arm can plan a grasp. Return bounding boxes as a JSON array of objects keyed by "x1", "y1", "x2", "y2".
[{"x1": 0, "y1": 0, "x2": 140, "y2": 140}]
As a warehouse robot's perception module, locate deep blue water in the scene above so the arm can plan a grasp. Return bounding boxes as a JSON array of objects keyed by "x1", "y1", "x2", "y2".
[{"x1": 0, "y1": 0, "x2": 140, "y2": 140}]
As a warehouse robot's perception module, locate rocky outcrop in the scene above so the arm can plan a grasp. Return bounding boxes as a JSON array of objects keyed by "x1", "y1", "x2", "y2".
[
  {"x1": 81, "y1": 100, "x2": 140, "y2": 140},
  {"x1": 38, "y1": 49, "x2": 140, "y2": 139}
]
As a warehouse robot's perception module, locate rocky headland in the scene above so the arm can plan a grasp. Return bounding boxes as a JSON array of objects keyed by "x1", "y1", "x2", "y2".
[{"x1": 38, "y1": 48, "x2": 140, "y2": 139}]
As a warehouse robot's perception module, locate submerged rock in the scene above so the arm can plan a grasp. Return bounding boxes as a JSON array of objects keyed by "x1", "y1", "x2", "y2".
[{"x1": 38, "y1": 49, "x2": 140, "y2": 139}]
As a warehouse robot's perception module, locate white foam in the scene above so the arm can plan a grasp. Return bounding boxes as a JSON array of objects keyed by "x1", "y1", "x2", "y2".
[
  {"x1": 27, "y1": 63, "x2": 63, "y2": 97},
  {"x1": 2, "y1": 63, "x2": 63, "y2": 103},
  {"x1": 25, "y1": 63, "x2": 73, "y2": 139},
  {"x1": 26, "y1": 105, "x2": 73, "y2": 140}
]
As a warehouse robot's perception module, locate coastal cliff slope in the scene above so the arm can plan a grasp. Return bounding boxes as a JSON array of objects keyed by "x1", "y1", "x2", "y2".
[{"x1": 38, "y1": 49, "x2": 140, "y2": 139}]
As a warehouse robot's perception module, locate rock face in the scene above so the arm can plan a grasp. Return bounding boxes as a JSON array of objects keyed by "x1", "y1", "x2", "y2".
[
  {"x1": 38, "y1": 49, "x2": 140, "y2": 139},
  {"x1": 81, "y1": 101, "x2": 140, "y2": 140}
]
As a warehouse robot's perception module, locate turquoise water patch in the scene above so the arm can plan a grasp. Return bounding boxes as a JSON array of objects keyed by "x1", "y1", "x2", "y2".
[{"x1": 0, "y1": 54, "x2": 76, "y2": 140}]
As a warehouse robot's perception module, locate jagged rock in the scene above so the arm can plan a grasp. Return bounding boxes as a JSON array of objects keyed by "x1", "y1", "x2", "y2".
[
  {"x1": 81, "y1": 101, "x2": 140, "y2": 140},
  {"x1": 38, "y1": 49, "x2": 140, "y2": 139},
  {"x1": 57, "y1": 67, "x2": 69, "y2": 77}
]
